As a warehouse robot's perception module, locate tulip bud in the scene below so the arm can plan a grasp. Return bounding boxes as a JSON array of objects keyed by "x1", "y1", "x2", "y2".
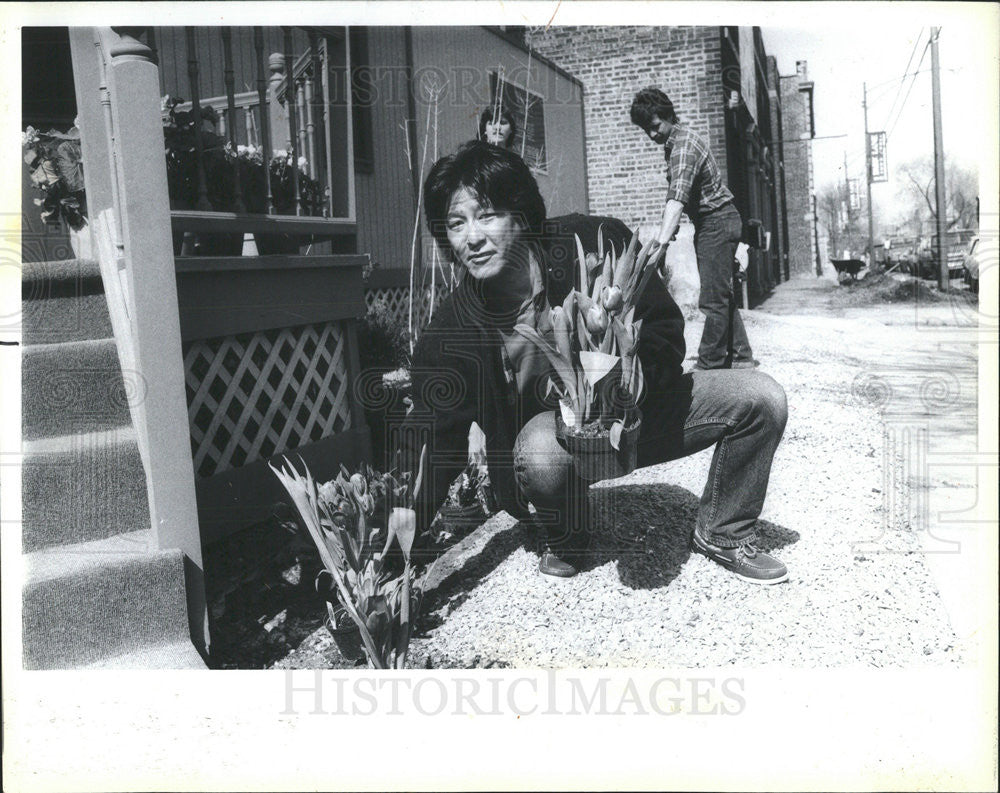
[
  {"x1": 602, "y1": 285, "x2": 623, "y2": 312},
  {"x1": 585, "y1": 305, "x2": 609, "y2": 334},
  {"x1": 350, "y1": 473, "x2": 368, "y2": 497}
]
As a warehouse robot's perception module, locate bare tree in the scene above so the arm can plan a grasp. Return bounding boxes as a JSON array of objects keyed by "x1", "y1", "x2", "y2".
[{"x1": 895, "y1": 156, "x2": 979, "y2": 235}]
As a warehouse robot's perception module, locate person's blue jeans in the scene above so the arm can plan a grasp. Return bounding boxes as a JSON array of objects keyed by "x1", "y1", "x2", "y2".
[
  {"x1": 694, "y1": 204, "x2": 754, "y2": 369},
  {"x1": 511, "y1": 370, "x2": 787, "y2": 548}
]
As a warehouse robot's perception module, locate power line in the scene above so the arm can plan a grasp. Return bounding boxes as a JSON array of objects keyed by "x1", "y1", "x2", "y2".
[
  {"x1": 887, "y1": 35, "x2": 932, "y2": 140},
  {"x1": 881, "y1": 29, "x2": 924, "y2": 128}
]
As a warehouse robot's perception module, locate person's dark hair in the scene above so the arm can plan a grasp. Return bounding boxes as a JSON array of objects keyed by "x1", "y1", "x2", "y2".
[
  {"x1": 630, "y1": 87, "x2": 679, "y2": 128},
  {"x1": 477, "y1": 107, "x2": 517, "y2": 145},
  {"x1": 424, "y1": 140, "x2": 546, "y2": 252}
]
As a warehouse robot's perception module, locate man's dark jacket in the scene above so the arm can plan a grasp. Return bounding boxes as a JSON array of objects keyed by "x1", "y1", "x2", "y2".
[{"x1": 400, "y1": 214, "x2": 686, "y2": 531}]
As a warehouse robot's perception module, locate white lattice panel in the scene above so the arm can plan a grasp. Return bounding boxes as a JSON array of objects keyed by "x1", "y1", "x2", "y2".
[
  {"x1": 184, "y1": 322, "x2": 352, "y2": 478},
  {"x1": 365, "y1": 285, "x2": 450, "y2": 331}
]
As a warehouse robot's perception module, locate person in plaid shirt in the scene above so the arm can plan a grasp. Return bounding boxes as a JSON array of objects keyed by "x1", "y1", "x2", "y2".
[{"x1": 630, "y1": 87, "x2": 757, "y2": 371}]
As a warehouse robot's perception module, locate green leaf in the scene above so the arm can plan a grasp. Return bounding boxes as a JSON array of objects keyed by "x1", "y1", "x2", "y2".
[
  {"x1": 579, "y1": 350, "x2": 620, "y2": 388},
  {"x1": 609, "y1": 419, "x2": 624, "y2": 451},
  {"x1": 514, "y1": 323, "x2": 578, "y2": 403},
  {"x1": 575, "y1": 233, "x2": 588, "y2": 296},
  {"x1": 55, "y1": 140, "x2": 85, "y2": 193},
  {"x1": 411, "y1": 443, "x2": 428, "y2": 505},
  {"x1": 389, "y1": 508, "x2": 417, "y2": 560}
]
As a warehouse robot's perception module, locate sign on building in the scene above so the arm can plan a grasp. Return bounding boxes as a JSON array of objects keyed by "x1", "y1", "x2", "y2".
[
  {"x1": 868, "y1": 131, "x2": 888, "y2": 183},
  {"x1": 849, "y1": 178, "x2": 862, "y2": 211}
]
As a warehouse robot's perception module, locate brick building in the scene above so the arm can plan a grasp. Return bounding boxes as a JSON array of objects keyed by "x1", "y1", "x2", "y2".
[
  {"x1": 529, "y1": 25, "x2": 816, "y2": 304},
  {"x1": 779, "y1": 60, "x2": 821, "y2": 276}
]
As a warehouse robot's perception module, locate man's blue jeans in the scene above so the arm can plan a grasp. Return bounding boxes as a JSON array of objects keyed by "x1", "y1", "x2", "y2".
[
  {"x1": 512, "y1": 370, "x2": 787, "y2": 549},
  {"x1": 694, "y1": 204, "x2": 754, "y2": 369}
]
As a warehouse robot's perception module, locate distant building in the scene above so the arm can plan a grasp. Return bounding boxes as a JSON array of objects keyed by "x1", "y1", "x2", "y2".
[{"x1": 779, "y1": 60, "x2": 820, "y2": 276}]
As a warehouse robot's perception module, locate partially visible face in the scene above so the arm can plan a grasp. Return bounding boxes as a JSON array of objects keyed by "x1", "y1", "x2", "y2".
[
  {"x1": 483, "y1": 119, "x2": 513, "y2": 146},
  {"x1": 643, "y1": 114, "x2": 672, "y2": 145},
  {"x1": 445, "y1": 186, "x2": 525, "y2": 282}
]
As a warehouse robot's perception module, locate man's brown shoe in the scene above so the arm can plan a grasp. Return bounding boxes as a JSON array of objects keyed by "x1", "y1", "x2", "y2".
[
  {"x1": 691, "y1": 530, "x2": 788, "y2": 584},
  {"x1": 538, "y1": 549, "x2": 578, "y2": 578}
]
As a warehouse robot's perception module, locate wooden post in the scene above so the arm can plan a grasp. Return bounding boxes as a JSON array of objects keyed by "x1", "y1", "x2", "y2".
[
  {"x1": 930, "y1": 28, "x2": 948, "y2": 290},
  {"x1": 283, "y1": 28, "x2": 301, "y2": 216},
  {"x1": 254, "y1": 28, "x2": 274, "y2": 213},
  {"x1": 221, "y1": 28, "x2": 246, "y2": 213},
  {"x1": 184, "y1": 27, "x2": 212, "y2": 212},
  {"x1": 100, "y1": 26, "x2": 209, "y2": 654},
  {"x1": 268, "y1": 52, "x2": 289, "y2": 153},
  {"x1": 307, "y1": 30, "x2": 326, "y2": 217}
]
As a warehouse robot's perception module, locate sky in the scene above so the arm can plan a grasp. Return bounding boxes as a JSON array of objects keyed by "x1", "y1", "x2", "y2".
[
  {"x1": 762, "y1": 12, "x2": 998, "y2": 230},
  {"x1": 4, "y1": 2, "x2": 997, "y2": 234}
]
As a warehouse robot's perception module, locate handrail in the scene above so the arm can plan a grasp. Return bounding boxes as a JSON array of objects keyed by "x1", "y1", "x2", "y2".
[{"x1": 69, "y1": 26, "x2": 208, "y2": 655}]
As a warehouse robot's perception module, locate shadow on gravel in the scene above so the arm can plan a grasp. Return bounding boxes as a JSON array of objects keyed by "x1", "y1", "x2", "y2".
[
  {"x1": 416, "y1": 522, "x2": 533, "y2": 634},
  {"x1": 580, "y1": 483, "x2": 800, "y2": 590}
]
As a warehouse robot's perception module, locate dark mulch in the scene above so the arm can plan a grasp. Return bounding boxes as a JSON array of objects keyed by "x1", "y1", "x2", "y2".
[{"x1": 202, "y1": 476, "x2": 493, "y2": 669}]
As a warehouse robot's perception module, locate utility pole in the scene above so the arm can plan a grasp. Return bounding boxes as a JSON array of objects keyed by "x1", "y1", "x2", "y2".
[
  {"x1": 843, "y1": 150, "x2": 851, "y2": 258},
  {"x1": 931, "y1": 27, "x2": 948, "y2": 290},
  {"x1": 863, "y1": 82, "x2": 875, "y2": 269}
]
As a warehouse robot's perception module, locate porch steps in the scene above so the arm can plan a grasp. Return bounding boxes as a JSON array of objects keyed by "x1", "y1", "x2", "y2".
[
  {"x1": 21, "y1": 338, "x2": 133, "y2": 439},
  {"x1": 21, "y1": 257, "x2": 205, "y2": 669},
  {"x1": 21, "y1": 428, "x2": 149, "y2": 552},
  {"x1": 22, "y1": 531, "x2": 199, "y2": 669},
  {"x1": 21, "y1": 257, "x2": 113, "y2": 345}
]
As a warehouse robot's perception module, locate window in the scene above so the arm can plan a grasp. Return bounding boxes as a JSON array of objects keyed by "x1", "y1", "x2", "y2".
[{"x1": 489, "y1": 71, "x2": 546, "y2": 172}]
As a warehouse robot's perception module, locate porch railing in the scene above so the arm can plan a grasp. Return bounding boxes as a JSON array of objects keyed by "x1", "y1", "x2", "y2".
[
  {"x1": 152, "y1": 24, "x2": 356, "y2": 243},
  {"x1": 68, "y1": 26, "x2": 371, "y2": 655}
]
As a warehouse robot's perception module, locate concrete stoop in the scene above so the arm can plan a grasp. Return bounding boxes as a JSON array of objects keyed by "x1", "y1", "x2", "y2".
[{"x1": 21, "y1": 257, "x2": 205, "y2": 669}]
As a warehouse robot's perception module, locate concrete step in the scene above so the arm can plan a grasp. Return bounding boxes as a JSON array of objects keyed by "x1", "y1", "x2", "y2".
[
  {"x1": 22, "y1": 258, "x2": 112, "y2": 345},
  {"x1": 22, "y1": 530, "x2": 195, "y2": 670},
  {"x1": 21, "y1": 337, "x2": 134, "y2": 440},
  {"x1": 22, "y1": 427, "x2": 150, "y2": 553}
]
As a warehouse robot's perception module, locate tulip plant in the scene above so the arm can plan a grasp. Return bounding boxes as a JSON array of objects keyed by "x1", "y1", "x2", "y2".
[
  {"x1": 270, "y1": 445, "x2": 427, "y2": 669},
  {"x1": 515, "y1": 229, "x2": 661, "y2": 449}
]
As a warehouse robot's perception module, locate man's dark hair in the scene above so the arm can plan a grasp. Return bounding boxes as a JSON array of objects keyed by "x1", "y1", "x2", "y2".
[
  {"x1": 424, "y1": 141, "x2": 546, "y2": 251},
  {"x1": 630, "y1": 87, "x2": 679, "y2": 127},
  {"x1": 477, "y1": 107, "x2": 518, "y2": 145}
]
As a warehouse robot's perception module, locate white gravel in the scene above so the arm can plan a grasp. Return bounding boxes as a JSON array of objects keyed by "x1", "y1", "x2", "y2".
[{"x1": 407, "y1": 278, "x2": 973, "y2": 669}]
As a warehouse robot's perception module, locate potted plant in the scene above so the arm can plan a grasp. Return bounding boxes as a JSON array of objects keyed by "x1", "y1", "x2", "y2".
[
  {"x1": 22, "y1": 124, "x2": 88, "y2": 257},
  {"x1": 247, "y1": 149, "x2": 322, "y2": 255},
  {"x1": 515, "y1": 230, "x2": 660, "y2": 482},
  {"x1": 270, "y1": 446, "x2": 428, "y2": 669},
  {"x1": 161, "y1": 96, "x2": 246, "y2": 256}
]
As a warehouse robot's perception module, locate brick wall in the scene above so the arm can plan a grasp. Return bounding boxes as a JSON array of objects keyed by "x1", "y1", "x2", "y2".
[
  {"x1": 779, "y1": 62, "x2": 817, "y2": 276},
  {"x1": 766, "y1": 55, "x2": 789, "y2": 281},
  {"x1": 532, "y1": 26, "x2": 726, "y2": 228}
]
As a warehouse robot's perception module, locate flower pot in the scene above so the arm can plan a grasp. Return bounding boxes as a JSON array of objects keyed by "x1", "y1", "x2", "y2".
[
  {"x1": 68, "y1": 221, "x2": 93, "y2": 261},
  {"x1": 254, "y1": 232, "x2": 300, "y2": 255},
  {"x1": 190, "y1": 232, "x2": 244, "y2": 257},
  {"x1": 325, "y1": 602, "x2": 365, "y2": 663},
  {"x1": 555, "y1": 409, "x2": 642, "y2": 482}
]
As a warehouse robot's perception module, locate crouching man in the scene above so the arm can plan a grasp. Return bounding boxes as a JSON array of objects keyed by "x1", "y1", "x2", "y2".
[{"x1": 399, "y1": 141, "x2": 788, "y2": 583}]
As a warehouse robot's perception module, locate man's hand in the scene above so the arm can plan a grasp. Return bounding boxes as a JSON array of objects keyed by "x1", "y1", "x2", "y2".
[
  {"x1": 735, "y1": 242, "x2": 749, "y2": 273},
  {"x1": 650, "y1": 227, "x2": 678, "y2": 270}
]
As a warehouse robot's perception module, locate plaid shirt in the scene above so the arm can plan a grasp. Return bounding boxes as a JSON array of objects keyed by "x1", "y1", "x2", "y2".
[{"x1": 663, "y1": 123, "x2": 734, "y2": 219}]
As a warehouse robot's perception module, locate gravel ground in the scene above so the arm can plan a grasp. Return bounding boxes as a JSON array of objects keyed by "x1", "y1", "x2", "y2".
[{"x1": 243, "y1": 275, "x2": 979, "y2": 670}]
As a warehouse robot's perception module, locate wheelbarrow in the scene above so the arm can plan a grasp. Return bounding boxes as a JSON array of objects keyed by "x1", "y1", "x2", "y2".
[{"x1": 831, "y1": 258, "x2": 867, "y2": 282}]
